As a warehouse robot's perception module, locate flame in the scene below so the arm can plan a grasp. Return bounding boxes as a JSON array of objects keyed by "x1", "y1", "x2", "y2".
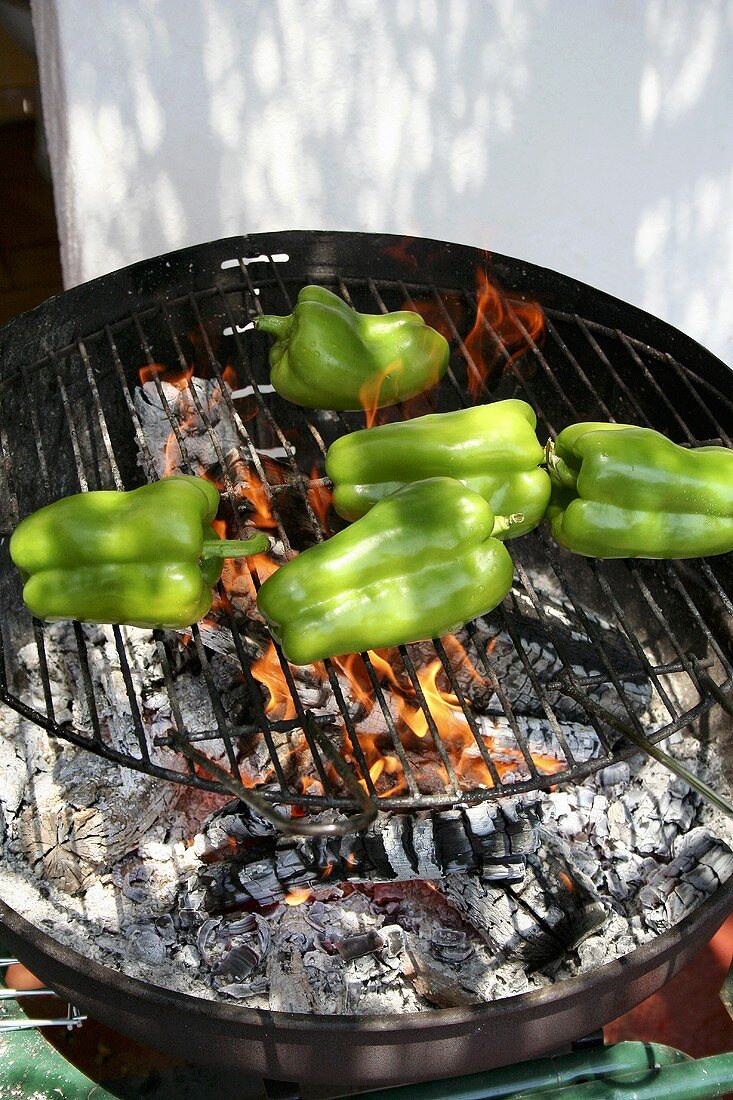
[
  {"x1": 291, "y1": 774, "x2": 325, "y2": 818},
  {"x1": 359, "y1": 355, "x2": 445, "y2": 428},
  {"x1": 359, "y1": 359, "x2": 404, "y2": 428},
  {"x1": 332, "y1": 653, "x2": 375, "y2": 714},
  {"x1": 399, "y1": 293, "x2": 462, "y2": 344},
  {"x1": 414, "y1": 660, "x2": 468, "y2": 741},
  {"x1": 138, "y1": 361, "x2": 195, "y2": 390},
  {"x1": 221, "y1": 364, "x2": 238, "y2": 389},
  {"x1": 358, "y1": 758, "x2": 385, "y2": 792},
  {"x1": 442, "y1": 634, "x2": 487, "y2": 687},
  {"x1": 242, "y1": 468, "x2": 278, "y2": 530},
  {"x1": 299, "y1": 775, "x2": 324, "y2": 798},
  {"x1": 251, "y1": 642, "x2": 296, "y2": 721},
  {"x1": 306, "y1": 466, "x2": 333, "y2": 534},
  {"x1": 464, "y1": 267, "x2": 545, "y2": 400},
  {"x1": 249, "y1": 553, "x2": 281, "y2": 583},
  {"x1": 365, "y1": 649, "x2": 406, "y2": 696},
  {"x1": 284, "y1": 887, "x2": 313, "y2": 906},
  {"x1": 161, "y1": 401, "x2": 199, "y2": 475}
]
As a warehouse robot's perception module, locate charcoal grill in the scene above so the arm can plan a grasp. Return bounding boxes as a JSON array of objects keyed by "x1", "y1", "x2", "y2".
[
  {"x1": 1, "y1": 229, "x2": 730, "y2": 818},
  {"x1": 1, "y1": 231, "x2": 733, "y2": 1089},
  {"x1": 1, "y1": 230, "x2": 732, "y2": 823}
]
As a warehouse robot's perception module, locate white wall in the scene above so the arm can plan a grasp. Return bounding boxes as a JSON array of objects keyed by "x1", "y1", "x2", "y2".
[{"x1": 32, "y1": 0, "x2": 733, "y2": 364}]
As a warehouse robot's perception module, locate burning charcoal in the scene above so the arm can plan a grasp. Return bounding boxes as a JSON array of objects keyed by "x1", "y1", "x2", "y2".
[
  {"x1": 430, "y1": 928, "x2": 474, "y2": 964},
  {"x1": 598, "y1": 762, "x2": 631, "y2": 787},
  {"x1": 478, "y1": 715, "x2": 603, "y2": 774},
  {"x1": 134, "y1": 377, "x2": 240, "y2": 478},
  {"x1": 635, "y1": 779, "x2": 699, "y2": 858},
  {"x1": 638, "y1": 828, "x2": 733, "y2": 932},
  {"x1": 14, "y1": 624, "x2": 183, "y2": 895}
]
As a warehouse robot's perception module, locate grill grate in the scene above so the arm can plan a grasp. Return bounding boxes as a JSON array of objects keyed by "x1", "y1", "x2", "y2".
[{"x1": 0, "y1": 232, "x2": 732, "y2": 819}]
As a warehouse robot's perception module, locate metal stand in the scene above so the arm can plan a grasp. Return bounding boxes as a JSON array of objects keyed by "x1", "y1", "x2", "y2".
[{"x1": 0, "y1": 955, "x2": 85, "y2": 1033}]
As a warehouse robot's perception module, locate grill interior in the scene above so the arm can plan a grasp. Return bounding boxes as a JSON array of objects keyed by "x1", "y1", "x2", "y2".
[{"x1": 1, "y1": 231, "x2": 732, "y2": 819}]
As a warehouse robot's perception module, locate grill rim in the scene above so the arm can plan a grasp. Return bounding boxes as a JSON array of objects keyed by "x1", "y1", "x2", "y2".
[
  {"x1": 1, "y1": 879, "x2": 732, "y2": 1086},
  {"x1": 2, "y1": 229, "x2": 732, "y2": 387}
]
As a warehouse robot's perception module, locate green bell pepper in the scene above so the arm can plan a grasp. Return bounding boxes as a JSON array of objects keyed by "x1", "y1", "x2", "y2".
[
  {"x1": 325, "y1": 398, "x2": 550, "y2": 538},
  {"x1": 257, "y1": 476, "x2": 516, "y2": 665},
  {"x1": 545, "y1": 422, "x2": 733, "y2": 558},
  {"x1": 10, "y1": 476, "x2": 269, "y2": 629},
  {"x1": 255, "y1": 285, "x2": 449, "y2": 410}
]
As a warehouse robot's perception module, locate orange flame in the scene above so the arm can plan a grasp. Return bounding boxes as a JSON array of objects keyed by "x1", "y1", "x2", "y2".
[
  {"x1": 251, "y1": 642, "x2": 296, "y2": 721},
  {"x1": 138, "y1": 361, "x2": 194, "y2": 391},
  {"x1": 399, "y1": 293, "x2": 462, "y2": 344},
  {"x1": 365, "y1": 649, "x2": 407, "y2": 696},
  {"x1": 242, "y1": 468, "x2": 278, "y2": 530},
  {"x1": 464, "y1": 267, "x2": 545, "y2": 400},
  {"x1": 306, "y1": 466, "x2": 333, "y2": 534},
  {"x1": 284, "y1": 887, "x2": 313, "y2": 906},
  {"x1": 441, "y1": 634, "x2": 487, "y2": 687},
  {"x1": 413, "y1": 660, "x2": 467, "y2": 742},
  {"x1": 249, "y1": 553, "x2": 281, "y2": 583},
  {"x1": 332, "y1": 652, "x2": 375, "y2": 714},
  {"x1": 359, "y1": 359, "x2": 404, "y2": 428},
  {"x1": 161, "y1": 400, "x2": 200, "y2": 476},
  {"x1": 221, "y1": 364, "x2": 238, "y2": 389}
]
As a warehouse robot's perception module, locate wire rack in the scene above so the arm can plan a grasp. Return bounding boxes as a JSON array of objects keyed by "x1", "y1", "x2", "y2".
[{"x1": 0, "y1": 233, "x2": 731, "y2": 817}]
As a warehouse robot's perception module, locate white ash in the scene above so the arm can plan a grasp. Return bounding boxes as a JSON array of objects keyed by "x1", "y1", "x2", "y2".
[
  {"x1": 1, "y1": 685, "x2": 732, "y2": 1017},
  {"x1": 0, "y1": 596, "x2": 731, "y2": 1015}
]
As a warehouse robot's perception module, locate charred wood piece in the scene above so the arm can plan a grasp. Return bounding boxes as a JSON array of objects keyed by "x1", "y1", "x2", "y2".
[
  {"x1": 638, "y1": 828, "x2": 733, "y2": 932},
  {"x1": 430, "y1": 927, "x2": 474, "y2": 964},
  {"x1": 197, "y1": 802, "x2": 540, "y2": 912},
  {"x1": 441, "y1": 829, "x2": 608, "y2": 969},
  {"x1": 134, "y1": 377, "x2": 239, "y2": 479},
  {"x1": 198, "y1": 912, "x2": 270, "y2": 985},
  {"x1": 403, "y1": 942, "x2": 480, "y2": 1008}
]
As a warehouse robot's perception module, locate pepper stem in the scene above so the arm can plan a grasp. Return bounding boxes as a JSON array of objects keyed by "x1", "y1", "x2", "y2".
[
  {"x1": 255, "y1": 314, "x2": 292, "y2": 339},
  {"x1": 201, "y1": 533, "x2": 270, "y2": 560},
  {"x1": 492, "y1": 512, "x2": 525, "y2": 537},
  {"x1": 544, "y1": 439, "x2": 579, "y2": 491}
]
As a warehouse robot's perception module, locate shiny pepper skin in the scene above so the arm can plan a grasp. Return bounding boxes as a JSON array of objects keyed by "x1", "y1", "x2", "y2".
[
  {"x1": 326, "y1": 398, "x2": 550, "y2": 538},
  {"x1": 255, "y1": 285, "x2": 449, "y2": 410},
  {"x1": 545, "y1": 422, "x2": 733, "y2": 558},
  {"x1": 10, "y1": 475, "x2": 269, "y2": 629},
  {"x1": 256, "y1": 477, "x2": 516, "y2": 666}
]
